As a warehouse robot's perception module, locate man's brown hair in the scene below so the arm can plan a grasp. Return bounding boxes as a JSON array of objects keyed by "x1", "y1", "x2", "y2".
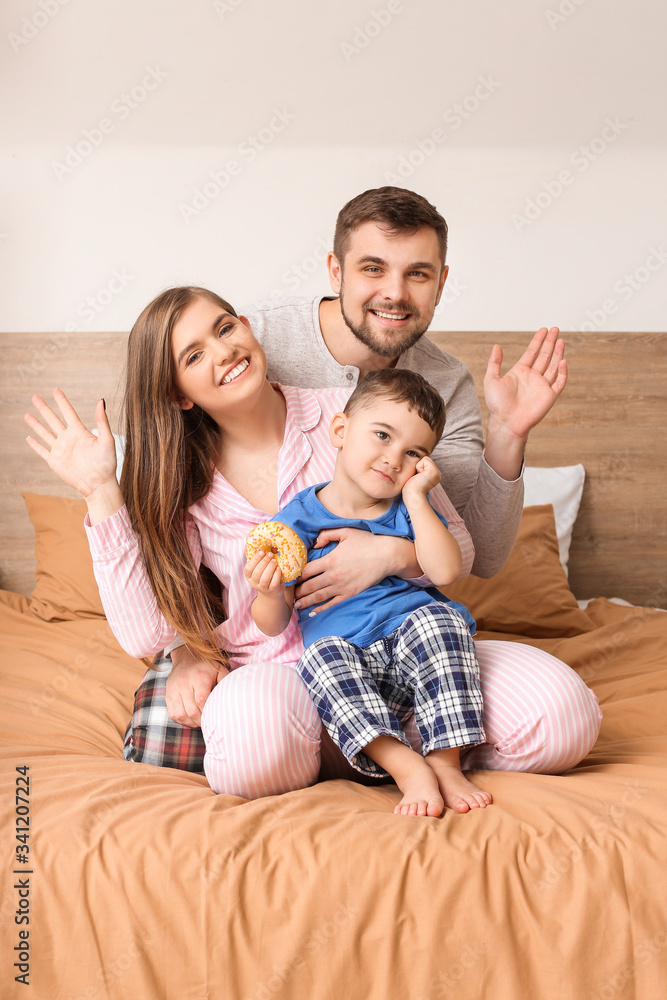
[
  {"x1": 344, "y1": 368, "x2": 446, "y2": 443},
  {"x1": 333, "y1": 186, "x2": 448, "y2": 267}
]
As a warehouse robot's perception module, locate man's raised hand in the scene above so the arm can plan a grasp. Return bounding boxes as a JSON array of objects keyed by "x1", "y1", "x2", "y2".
[{"x1": 484, "y1": 327, "x2": 567, "y2": 441}]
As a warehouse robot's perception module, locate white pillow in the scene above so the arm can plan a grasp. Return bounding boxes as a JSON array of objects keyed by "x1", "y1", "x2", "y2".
[
  {"x1": 523, "y1": 465, "x2": 586, "y2": 576},
  {"x1": 113, "y1": 434, "x2": 126, "y2": 479}
]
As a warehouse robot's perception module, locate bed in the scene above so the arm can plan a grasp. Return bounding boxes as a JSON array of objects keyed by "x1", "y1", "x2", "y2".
[{"x1": 1, "y1": 329, "x2": 666, "y2": 1000}]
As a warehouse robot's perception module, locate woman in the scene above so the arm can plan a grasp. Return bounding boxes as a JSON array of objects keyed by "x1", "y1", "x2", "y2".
[{"x1": 25, "y1": 286, "x2": 602, "y2": 799}]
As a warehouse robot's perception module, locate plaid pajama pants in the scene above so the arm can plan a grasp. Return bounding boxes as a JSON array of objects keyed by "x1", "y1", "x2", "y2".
[
  {"x1": 297, "y1": 601, "x2": 486, "y2": 778},
  {"x1": 123, "y1": 654, "x2": 206, "y2": 772}
]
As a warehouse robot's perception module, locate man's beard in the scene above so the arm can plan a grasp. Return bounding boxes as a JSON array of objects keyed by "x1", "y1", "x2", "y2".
[{"x1": 339, "y1": 285, "x2": 430, "y2": 359}]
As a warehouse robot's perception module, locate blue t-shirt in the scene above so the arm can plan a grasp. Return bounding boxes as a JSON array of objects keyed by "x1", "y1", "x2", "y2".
[{"x1": 272, "y1": 485, "x2": 476, "y2": 648}]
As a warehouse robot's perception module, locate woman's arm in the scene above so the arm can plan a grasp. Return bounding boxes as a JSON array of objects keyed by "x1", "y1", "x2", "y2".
[
  {"x1": 294, "y1": 530, "x2": 422, "y2": 612},
  {"x1": 24, "y1": 390, "x2": 204, "y2": 658},
  {"x1": 85, "y1": 506, "x2": 199, "y2": 657}
]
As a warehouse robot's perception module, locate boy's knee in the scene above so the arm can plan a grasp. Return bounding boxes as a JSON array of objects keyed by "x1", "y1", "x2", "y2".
[
  {"x1": 398, "y1": 602, "x2": 469, "y2": 646},
  {"x1": 298, "y1": 637, "x2": 354, "y2": 684},
  {"x1": 299, "y1": 638, "x2": 330, "y2": 669}
]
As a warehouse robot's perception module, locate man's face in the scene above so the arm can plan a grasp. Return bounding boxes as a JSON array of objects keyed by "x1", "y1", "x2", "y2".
[{"x1": 328, "y1": 221, "x2": 448, "y2": 358}]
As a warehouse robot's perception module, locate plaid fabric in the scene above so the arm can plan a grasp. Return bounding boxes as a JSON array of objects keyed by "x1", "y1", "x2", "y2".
[
  {"x1": 123, "y1": 652, "x2": 206, "y2": 773},
  {"x1": 297, "y1": 602, "x2": 485, "y2": 778}
]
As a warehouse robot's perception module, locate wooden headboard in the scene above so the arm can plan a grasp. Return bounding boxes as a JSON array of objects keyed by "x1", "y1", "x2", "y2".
[{"x1": 2, "y1": 331, "x2": 665, "y2": 608}]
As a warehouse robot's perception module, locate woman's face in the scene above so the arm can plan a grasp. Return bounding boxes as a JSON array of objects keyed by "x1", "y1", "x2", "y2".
[{"x1": 170, "y1": 295, "x2": 268, "y2": 418}]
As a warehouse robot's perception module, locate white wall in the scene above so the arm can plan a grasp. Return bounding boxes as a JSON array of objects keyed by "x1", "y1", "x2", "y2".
[{"x1": 1, "y1": 0, "x2": 666, "y2": 333}]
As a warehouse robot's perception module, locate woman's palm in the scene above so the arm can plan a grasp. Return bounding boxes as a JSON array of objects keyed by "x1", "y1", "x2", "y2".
[{"x1": 25, "y1": 391, "x2": 117, "y2": 498}]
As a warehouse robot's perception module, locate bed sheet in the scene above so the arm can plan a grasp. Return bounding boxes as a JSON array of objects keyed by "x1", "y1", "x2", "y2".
[{"x1": 2, "y1": 591, "x2": 667, "y2": 1000}]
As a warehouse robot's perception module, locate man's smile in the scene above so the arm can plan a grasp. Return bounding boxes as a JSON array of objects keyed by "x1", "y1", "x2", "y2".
[{"x1": 367, "y1": 307, "x2": 412, "y2": 325}]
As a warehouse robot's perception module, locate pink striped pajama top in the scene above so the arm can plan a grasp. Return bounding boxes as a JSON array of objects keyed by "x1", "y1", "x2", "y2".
[{"x1": 84, "y1": 384, "x2": 475, "y2": 668}]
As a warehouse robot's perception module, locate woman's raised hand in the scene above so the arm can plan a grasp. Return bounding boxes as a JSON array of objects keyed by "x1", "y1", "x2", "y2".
[{"x1": 25, "y1": 389, "x2": 118, "y2": 499}]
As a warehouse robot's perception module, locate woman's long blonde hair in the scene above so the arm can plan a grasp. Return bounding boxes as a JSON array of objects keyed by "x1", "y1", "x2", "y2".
[{"x1": 120, "y1": 286, "x2": 233, "y2": 667}]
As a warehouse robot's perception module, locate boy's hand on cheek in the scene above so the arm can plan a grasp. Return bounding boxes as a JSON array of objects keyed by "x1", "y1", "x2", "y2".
[{"x1": 402, "y1": 457, "x2": 441, "y2": 504}]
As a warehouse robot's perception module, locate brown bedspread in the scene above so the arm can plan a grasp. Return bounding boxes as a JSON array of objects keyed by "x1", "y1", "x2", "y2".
[{"x1": 2, "y1": 587, "x2": 666, "y2": 1000}]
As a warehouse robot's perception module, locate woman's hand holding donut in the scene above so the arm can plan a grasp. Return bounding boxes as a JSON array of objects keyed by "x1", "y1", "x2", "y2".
[{"x1": 25, "y1": 390, "x2": 124, "y2": 523}]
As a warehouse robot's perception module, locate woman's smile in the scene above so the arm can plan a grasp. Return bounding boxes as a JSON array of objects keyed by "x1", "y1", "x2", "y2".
[
  {"x1": 220, "y1": 358, "x2": 250, "y2": 385},
  {"x1": 170, "y1": 297, "x2": 268, "y2": 413}
]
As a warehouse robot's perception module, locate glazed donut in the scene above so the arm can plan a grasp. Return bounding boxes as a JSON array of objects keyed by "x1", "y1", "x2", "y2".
[{"x1": 245, "y1": 521, "x2": 307, "y2": 584}]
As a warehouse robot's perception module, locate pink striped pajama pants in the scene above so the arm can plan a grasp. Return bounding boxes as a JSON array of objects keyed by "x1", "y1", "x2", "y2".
[{"x1": 200, "y1": 640, "x2": 602, "y2": 799}]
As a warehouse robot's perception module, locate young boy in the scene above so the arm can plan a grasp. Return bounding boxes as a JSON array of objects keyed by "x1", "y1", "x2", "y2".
[{"x1": 244, "y1": 369, "x2": 491, "y2": 818}]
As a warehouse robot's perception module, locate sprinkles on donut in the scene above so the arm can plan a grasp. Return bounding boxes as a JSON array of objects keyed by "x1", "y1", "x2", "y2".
[{"x1": 245, "y1": 521, "x2": 308, "y2": 584}]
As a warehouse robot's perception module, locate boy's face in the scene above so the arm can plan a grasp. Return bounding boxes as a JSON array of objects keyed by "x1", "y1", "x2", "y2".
[{"x1": 331, "y1": 397, "x2": 438, "y2": 500}]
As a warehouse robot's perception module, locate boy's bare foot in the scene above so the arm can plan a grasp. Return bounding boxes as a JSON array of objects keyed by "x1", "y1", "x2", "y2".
[
  {"x1": 393, "y1": 758, "x2": 445, "y2": 817},
  {"x1": 364, "y1": 736, "x2": 492, "y2": 816},
  {"x1": 426, "y1": 753, "x2": 492, "y2": 813},
  {"x1": 364, "y1": 734, "x2": 445, "y2": 816}
]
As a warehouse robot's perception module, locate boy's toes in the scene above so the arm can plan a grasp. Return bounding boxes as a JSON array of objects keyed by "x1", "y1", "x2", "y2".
[
  {"x1": 426, "y1": 795, "x2": 444, "y2": 817},
  {"x1": 468, "y1": 790, "x2": 492, "y2": 808},
  {"x1": 394, "y1": 795, "x2": 443, "y2": 818},
  {"x1": 446, "y1": 790, "x2": 493, "y2": 812}
]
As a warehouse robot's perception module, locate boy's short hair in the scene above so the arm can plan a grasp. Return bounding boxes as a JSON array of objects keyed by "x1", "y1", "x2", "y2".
[
  {"x1": 333, "y1": 186, "x2": 448, "y2": 268},
  {"x1": 344, "y1": 369, "x2": 446, "y2": 443}
]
